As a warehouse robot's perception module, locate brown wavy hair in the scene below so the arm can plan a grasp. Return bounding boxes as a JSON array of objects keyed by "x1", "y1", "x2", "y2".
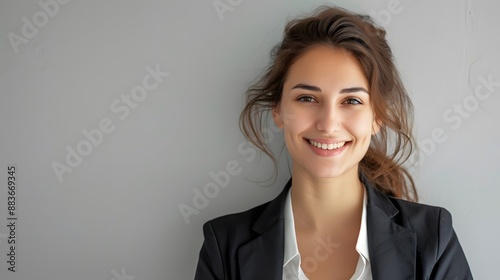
[{"x1": 239, "y1": 6, "x2": 418, "y2": 201}]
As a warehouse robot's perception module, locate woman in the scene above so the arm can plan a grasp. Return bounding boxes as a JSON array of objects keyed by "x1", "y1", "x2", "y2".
[{"x1": 195, "y1": 6, "x2": 473, "y2": 280}]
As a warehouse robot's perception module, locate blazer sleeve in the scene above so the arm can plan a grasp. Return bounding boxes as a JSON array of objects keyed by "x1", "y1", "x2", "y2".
[
  {"x1": 194, "y1": 221, "x2": 225, "y2": 280},
  {"x1": 429, "y1": 208, "x2": 473, "y2": 279}
]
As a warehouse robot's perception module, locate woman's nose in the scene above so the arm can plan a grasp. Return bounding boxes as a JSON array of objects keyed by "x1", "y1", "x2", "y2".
[{"x1": 316, "y1": 104, "x2": 341, "y2": 134}]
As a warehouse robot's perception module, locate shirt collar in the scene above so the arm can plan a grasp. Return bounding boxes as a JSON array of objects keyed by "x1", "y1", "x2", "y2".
[
  {"x1": 283, "y1": 187, "x2": 299, "y2": 267},
  {"x1": 357, "y1": 187, "x2": 370, "y2": 262},
  {"x1": 283, "y1": 187, "x2": 370, "y2": 267}
]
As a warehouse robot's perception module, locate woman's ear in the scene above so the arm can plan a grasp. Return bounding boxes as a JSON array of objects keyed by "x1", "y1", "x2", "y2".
[{"x1": 272, "y1": 105, "x2": 284, "y2": 129}]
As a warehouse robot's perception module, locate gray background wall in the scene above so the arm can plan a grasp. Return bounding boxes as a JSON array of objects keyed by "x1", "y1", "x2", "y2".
[{"x1": 0, "y1": 0, "x2": 498, "y2": 279}]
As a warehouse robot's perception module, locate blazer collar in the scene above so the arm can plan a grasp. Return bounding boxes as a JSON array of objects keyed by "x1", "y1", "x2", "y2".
[
  {"x1": 237, "y1": 179, "x2": 291, "y2": 280},
  {"x1": 363, "y1": 175, "x2": 417, "y2": 279},
  {"x1": 238, "y1": 176, "x2": 417, "y2": 280}
]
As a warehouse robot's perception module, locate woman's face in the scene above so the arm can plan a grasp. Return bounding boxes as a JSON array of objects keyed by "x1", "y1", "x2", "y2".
[{"x1": 272, "y1": 45, "x2": 379, "y2": 180}]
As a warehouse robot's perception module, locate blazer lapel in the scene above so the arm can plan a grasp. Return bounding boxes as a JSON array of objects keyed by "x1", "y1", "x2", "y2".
[
  {"x1": 237, "y1": 179, "x2": 291, "y2": 280},
  {"x1": 365, "y1": 180, "x2": 417, "y2": 280}
]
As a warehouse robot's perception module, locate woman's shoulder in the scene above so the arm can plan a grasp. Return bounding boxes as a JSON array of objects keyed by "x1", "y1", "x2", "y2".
[
  {"x1": 367, "y1": 180, "x2": 454, "y2": 229},
  {"x1": 381, "y1": 195, "x2": 472, "y2": 277},
  {"x1": 385, "y1": 195, "x2": 455, "y2": 238},
  {"x1": 202, "y1": 194, "x2": 283, "y2": 242},
  {"x1": 389, "y1": 196, "x2": 452, "y2": 221}
]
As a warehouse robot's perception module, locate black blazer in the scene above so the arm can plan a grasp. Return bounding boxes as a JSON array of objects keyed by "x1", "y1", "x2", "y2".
[{"x1": 194, "y1": 176, "x2": 473, "y2": 280}]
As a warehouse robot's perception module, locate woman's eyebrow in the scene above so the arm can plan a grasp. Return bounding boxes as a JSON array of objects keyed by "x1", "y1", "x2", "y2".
[
  {"x1": 340, "y1": 87, "x2": 369, "y2": 94},
  {"x1": 291, "y1": 83, "x2": 321, "y2": 92},
  {"x1": 291, "y1": 83, "x2": 368, "y2": 94}
]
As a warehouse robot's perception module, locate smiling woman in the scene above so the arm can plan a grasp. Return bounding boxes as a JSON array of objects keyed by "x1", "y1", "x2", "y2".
[{"x1": 194, "y1": 6, "x2": 473, "y2": 280}]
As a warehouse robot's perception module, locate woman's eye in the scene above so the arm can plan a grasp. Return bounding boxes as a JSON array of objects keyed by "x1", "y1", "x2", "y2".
[
  {"x1": 343, "y1": 98, "x2": 362, "y2": 105},
  {"x1": 297, "y1": 95, "x2": 316, "y2": 103}
]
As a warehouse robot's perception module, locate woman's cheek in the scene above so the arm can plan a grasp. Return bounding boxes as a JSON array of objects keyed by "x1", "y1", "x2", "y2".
[{"x1": 287, "y1": 112, "x2": 311, "y2": 132}]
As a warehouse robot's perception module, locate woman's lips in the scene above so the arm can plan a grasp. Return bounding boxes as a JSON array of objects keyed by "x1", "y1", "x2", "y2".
[
  {"x1": 306, "y1": 138, "x2": 351, "y2": 156},
  {"x1": 308, "y1": 139, "x2": 346, "y2": 150}
]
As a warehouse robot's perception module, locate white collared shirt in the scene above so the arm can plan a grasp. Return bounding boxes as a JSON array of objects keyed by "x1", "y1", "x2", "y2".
[{"x1": 283, "y1": 188, "x2": 372, "y2": 280}]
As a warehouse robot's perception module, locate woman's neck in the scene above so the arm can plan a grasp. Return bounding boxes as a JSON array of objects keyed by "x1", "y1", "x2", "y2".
[{"x1": 290, "y1": 166, "x2": 364, "y2": 234}]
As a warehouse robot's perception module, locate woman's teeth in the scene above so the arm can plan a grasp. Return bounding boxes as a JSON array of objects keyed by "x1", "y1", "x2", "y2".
[{"x1": 309, "y1": 140, "x2": 346, "y2": 150}]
